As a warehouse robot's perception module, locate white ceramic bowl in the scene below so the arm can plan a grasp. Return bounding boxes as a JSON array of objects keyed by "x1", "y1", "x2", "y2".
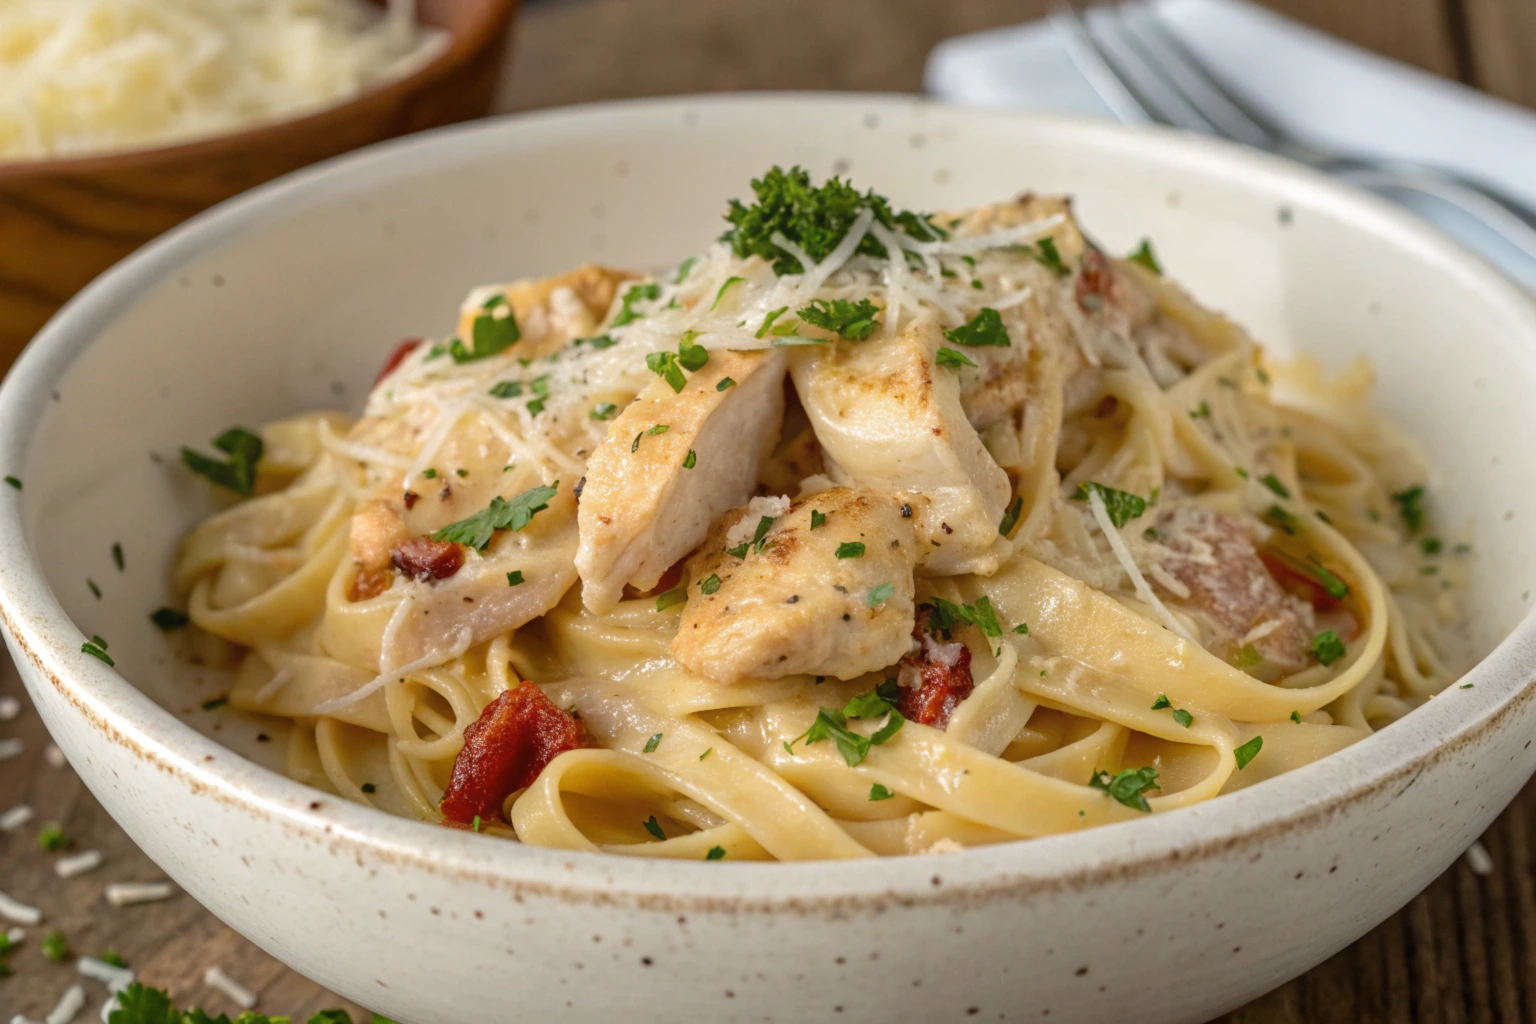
[{"x1": 3, "y1": 96, "x2": 1536, "y2": 1024}]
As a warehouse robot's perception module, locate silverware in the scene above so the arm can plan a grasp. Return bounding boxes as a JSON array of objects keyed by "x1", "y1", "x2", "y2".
[{"x1": 1052, "y1": 1, "x2": 1536, "y2": 263}]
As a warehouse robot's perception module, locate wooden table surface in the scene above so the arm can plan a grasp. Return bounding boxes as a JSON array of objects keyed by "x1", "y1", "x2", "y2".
[{"x1": 5, "y1": 0, "x2": 1534, "y2": 1020}]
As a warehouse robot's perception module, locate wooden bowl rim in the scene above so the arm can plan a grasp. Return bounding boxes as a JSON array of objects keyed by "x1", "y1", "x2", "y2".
[{"x1": 0, "y1": 0, "x2": 520, "y2": 182}]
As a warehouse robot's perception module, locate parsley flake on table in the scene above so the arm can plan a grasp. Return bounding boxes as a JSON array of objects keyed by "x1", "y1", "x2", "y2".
[
  {"x1": 181, "y1": 426, "x2": 263, "y2": 497},
  {"x1": 37, "y1": 822, "x2": 68, "y2": 851},
  {"x1": 431, "y1": 482, "x2": 559, "y2": 550},
  {"x1": 942, "y1": 307, "x2": 1010, "y2": 348},
  {"x1": 797, "y1": 298, "x2": 881, "y2": 341},
  {"x1": 1072, "y1": 481, "x2": 1148, "y2": 528},
  {"x1": 1089, "y1": 766, "x2": 1160, "y2": 812},
  {"x1": 721, "y1": 165, "x2": 942, "y2": 274}
]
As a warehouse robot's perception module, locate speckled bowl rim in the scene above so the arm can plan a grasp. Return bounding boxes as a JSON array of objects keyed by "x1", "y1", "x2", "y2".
[{"x1": 3, "y1": 94, "x2": 1535, "y2": 911}]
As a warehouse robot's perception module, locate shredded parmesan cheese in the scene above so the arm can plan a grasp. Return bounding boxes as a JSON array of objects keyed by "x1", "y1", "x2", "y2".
[
  {"x1": 55, "y1": 849, "x2": 103, "y2": 879},
  {"x1": 103, "y1": 881, "x2": 175, "y2": 907},
  {"x1": 0, "y1": 737, "x2": 22, "y2": 760},
  {"x1": 0, "y1": 0, "x2": 449, "y2": 160},
  {"x1": 1086, "y1": 488, "x2": 1197, "y2": 643},
  {"x1": 0, "y1": 889, "x2": 42, "y2": 924},
  {"x1": 1465, "y1": 840, "x2": 1494, "y2": 876},
  {"x1": 43, "y1": 744, "x2": 66, "y2": 769},
  {"x1": 203, "y1": 966, "x2": 258, "y2": 1010},
  {"x1": 0, "y1": 803, "x2": 34, "y2": 831},
  {"x1": 0, "y1": 696, "x2": 19, "y2": 720},
  {"x1": 44, "y1": 985, "x2": 84, "y2": 1024}
]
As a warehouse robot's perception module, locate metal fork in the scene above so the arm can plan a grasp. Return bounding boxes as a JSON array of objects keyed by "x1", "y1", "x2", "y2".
[{"x1": 1052, "y1": 1, "x2": 1536, "y2": 263}]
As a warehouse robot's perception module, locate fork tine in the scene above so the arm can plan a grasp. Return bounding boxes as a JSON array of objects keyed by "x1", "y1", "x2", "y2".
[
  {"x1": 1112, "y1": 4, "x2": 1284, "y2": 149},
  {"x1": 1051, "y1": 2, "x2": 1218, "y2": 134}
]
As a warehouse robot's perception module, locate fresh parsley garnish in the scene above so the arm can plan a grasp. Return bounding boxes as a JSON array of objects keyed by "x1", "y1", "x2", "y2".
[
  {"x1": 81, "y1": 634, "x2": 113, "y2": 666},
  {"x1": 835, "y1": 541, "x2": 865, "y2": 559},
  {"x1": 1260, "y1": 474, "x2": 1291, "y2": 499},
  {"x1": 112, "y1": 543, "x2": 124, "y2": 572},
  {"x1": 489, "y1": 380, "x2": 523, "y2": 399},
  {"x1": 202, "y1": 696, "x2": 227, "y2": 711},
  {"x1": 999, "y1": 495, "x2": 1024, "y2": 537},
  {"x1": 751, "y1": 515, "x2": 775, "y2": 553},
  {"x1": 725, "y1": 542, "x2": 749, "y2": 559},
  {"x1": 674, "y1": 256, "x2": 698, "y2": 283},
  {"x1": 721, "y1": 165, "x2": 941, "y2": 274},
  {"x1": 935, "y1": 346, "x2": 976, "y2": 370},
  {"x1": 797, "y1": 298, "x2": 881, "y2": 341},
  {"x1": 1150, "y1": 695, "x2": 1193, "y2": 728},
  {"x1": 3, "y1": 475, "x2": 18, "y2": 490},
  {"x1": 450, "y1": 295, "x2": 521, "y2": 363},
  {"x1": 646, "y1": 350, "x2": 687, "y2": 392},
  {"x1": 591, "y1": 402, "x2": 618, "y2": 421},
  {"x1": 810, "y1": 509, "x2": 826, "y2": 530},
  {"x1": 710, "y1": 276, "x2": 743, "y2": 311},
  {"x1": 41, "y1": 930, "x2": 69, "y2": 962},
  {"x1": 656, "y1": 586, "x2": 688, "y2": 611},
  {"x1": 867, "y1": 582, "x2": 895, "y2": 607},
  {"x1": 1265, "y1": 548, "x2": 1350, "y2": 600},
  {"x1": 1421, "y1": 537, "x2": 1443, "y2": 556},
  {"x1": 706, "y1": 846, "x2": 727, "y2": 860},
  {"x1": 642, "y1": 733, "x2": 663, "y2": 754},
  {"x1": 1233, "y1": 735, "x2": 1264, "y2": 770},
  {"x1": 942, "y1": 308, "x2": 1010, "y2": 348},
  {"x1": 869, "y1": 784, "x2": 895, "y2": 802},
  {"x1": 576, "y1": 333, "x2": 617, "y2": 350},
  {"x1": 1127, "y1": 239, "x2": 1162, "y2": 274},
  {"x1": 1073, "y1": 481, "x2": 1148, "y2": 528},
  {"x1": 1088, "y1": 766, "x2": 1160, "y2": 812},
  {"x1": 789, "y1": 689, "x2": 904, "y2": 767},
  {"x1": 700, "y1": 574, "x2": 721, "y2": 595},
  {"x1": 109, "y1": 982, "x2": 361, "y2": 1024},
  {"x1": 678, "y1": 333, "x2": 709, "y2": 371},
  {"x1": 921, "y1": 596, "x2": 1002, "y2": 638},
  {"x1": 612, "y1": 283, "x2": 662, "y2": 327},
  {"x1": 643, "y1": 816, "x2": 666, "y2": 840},
  {"x1": 37, "y1": 822, "x2": 67, "y2": 851},
  {"x1": 1189, "y1": 401, "x2": 1211, "y2": 419},
  {"x1": 716, "y1": 376, "x2": 736, "y2": 392},
  {"x1": 431, "y1": 482, "x2": 559, "y2": 550},
  {"x1": 506, "y1": 570, "x2": 524, "y2": 587},
  {"x1": 683, "y1": 449, "x2": 697, "y2": 470},
  {"x1": 1393, "y1": 486, "x2": 1426, "y2": 533},
  {"x1": 1291, "y1": 710, "x2": 1303, "y2": 724},
  {"x1": 181, "y1": 427, "x2": 263, "y2": 497},
  {"x1": 1310, "y1": 630, "x2": 1346, "y2": 666},
  {"x1": 756, "y1": 306, "x2": 790, "y2": 338},
  {"x1": 1013, "y1": 623, "x2": 1029, "y2": 634},
  {"x1": 1264, "y1": 505, "x2": 1300, "y2": 536}
]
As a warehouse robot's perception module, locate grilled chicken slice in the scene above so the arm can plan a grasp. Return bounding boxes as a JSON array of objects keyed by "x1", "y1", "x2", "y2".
[
  {"x1": 790, "y1": 312, "x2": 1012, "y2": 576},
  {"x1": 673, "y1": 487, "x2": 918, "y2": 683},
  {"x1": 576, "y1": 349, "x2": 786, "y2": 614}
]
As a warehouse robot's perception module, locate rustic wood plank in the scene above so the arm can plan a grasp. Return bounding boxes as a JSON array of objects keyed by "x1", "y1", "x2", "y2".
[{"x1": 1462, "y1": 0, "x2": 1536, "y2": 108}]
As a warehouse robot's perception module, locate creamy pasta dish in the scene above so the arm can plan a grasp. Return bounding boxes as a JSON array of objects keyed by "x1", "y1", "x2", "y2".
[{"x1": 168, "y1": 168, "x2": 1466, "y2": 860}]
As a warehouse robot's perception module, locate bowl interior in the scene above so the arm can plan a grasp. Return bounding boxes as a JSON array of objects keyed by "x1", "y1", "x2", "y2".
[{"x1": 13, "y1": 96, "x2": 1536, "y2": 774}]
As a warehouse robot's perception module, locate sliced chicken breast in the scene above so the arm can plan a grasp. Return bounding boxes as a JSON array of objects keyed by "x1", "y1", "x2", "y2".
[
  {"x1": 790, "y1": 311, "x2": 1013, "y2": 576},
  {"x1": 576, "y1": 349, "x2": 786, "y2": 614},
  {"x1": 673, "y1": 487, "x2": 917, "y2": 682}
]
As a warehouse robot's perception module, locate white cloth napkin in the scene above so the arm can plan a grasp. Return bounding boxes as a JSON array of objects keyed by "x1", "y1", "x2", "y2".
[{"x1": 926, "y1": 0, "x2": 1536, "y2": 288}]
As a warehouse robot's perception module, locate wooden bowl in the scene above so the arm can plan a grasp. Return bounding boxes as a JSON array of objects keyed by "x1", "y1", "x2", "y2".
[{"x1": 0, "y1": 0, "x2": 520, "y2": 364}]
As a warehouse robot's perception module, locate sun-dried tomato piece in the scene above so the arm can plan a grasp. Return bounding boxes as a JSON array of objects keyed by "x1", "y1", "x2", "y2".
[
  {"x1": 895, "y1": 630, "x2": 975, "y2": 730},
  {"x1": 375, "y1": 338, "x2": 423, "y2": 385},
  {"x1": 391, "y1": 536, "x2": 464, "y2": 581},
  {"x1": 440, "y1": 681, "x2": 586, "y2": 824}
]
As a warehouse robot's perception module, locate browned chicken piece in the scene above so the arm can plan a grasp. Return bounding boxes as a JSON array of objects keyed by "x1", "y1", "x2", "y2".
[
  {"x1": 756, "y1": 424, "x2": 826, "y2": 497},
  {"x1": 672, "y1": 488, "x2": 918, "y2": 683},
  {"x1": 576, "y1": 349, "x2": 787, "y2": 614},
  {"x1": 1150, "y1": 505, "x2": 1316, "y2": 676}
]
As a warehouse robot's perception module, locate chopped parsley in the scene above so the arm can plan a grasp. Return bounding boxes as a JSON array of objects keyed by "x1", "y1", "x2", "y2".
[
  {"x1": 1073, "y1": 481, "x2": 1148, "y2": 528},
  {"x1": 1291, "y1": 710, "x2": 1302, "y2": 724},
  {"x1": 100, "y1": 951, "x2": 128, "y2": 969},
  {"x1": 525, "y1": 396, "x2": 546, "y2": 415},
  {"x1": 591, "y1": 402, "x2": 619, "y2": 421},
  {"x1": 1013, "y1": 622, "x2": 1030, "y2": 635},
  {"x1": 181, "y1": 426, "x2": 264, "y2": 497},
  {"x1": 111, "y1": 983, "x2": 364, "y2": 1024},
  {"x1": 1265, "y1": 548, "x2": 1350, "y2": 600},
  {"x1": 810, "y1": 509, "x2": 826, "y2": 530},
  {"x1": 1421, "y1": 537, "x2": 1443, "y2": 555},
  {"x1": 489, "y1": 380, "x2": 523, "y2": 399},
  {"x1": 431, "y1": 482, "x2": 559, "y2": 550},
  {"x1": 1127, "y1": 238, "x2": 1163, "y2": 274},
  {"x1": 422, "y1": 468, "x2": 438, "y2": 479},
  {"x1": 1088, "y1": 766, "x2": 1160, "y2": 812},
  {"x1": 41, "y1": 930, "x2": 69, "y2": 962},
  {"x1": 699, "y1": 747, "x2": 713, "y2": 760},
  {"x1": 1033, "y1": 237, "x2": 1071, "y2": 277},
  {"x1": 1150, "y1": 696, "x2": 1194, "y2": 728},
  {"x1": 751, "y1": 515, "x2": 775, "y2": 553},
  {"x1": 721, "y1": 165, "x2": 942, "y2": 274},
  {"x1": 87, "y1": 578, "x2": 101, "y2": 599},
  {"x1": 756, "y1": 306, "x2": 790, "y2": 338},
  {"x1": 998, "y1": 495, "x2": 1024, "y2": 537},
  {"x1": 683, "y1": 449, "x2": 697, "y2": 470},
  {"x1": 706, "y1": 846, "x2": 727, "y2": 860},
  {"x1": 788, "y1": 689, "x2": 905, "y2": 766},
  {"x1": 451, "y1": 294, "x2": 521, "y2": 363},
  {"x1": 1393, "y1": 486, "x2": 1426, "y2": 533},
  {"x1": 112, "y1": 543, "x2": 124, "y2": 572},
  {"x1": 675, "y1": 256, "x2": 698, "y2": 283},
  {"x1": 921, "y1": 596, "x2": 1002, "y2": 638},
  {"x1": 942, "y1": 307, "x2": 1010, "y2": 348},
  {"x1": 642, "y1": 733, "x2": 663, "y2": 754},
  {"x1": 37, "y1": 822, "x2": 68, "y2": 851},
  {"x1": 869, "y1": 783, "x2": 895, "y2": 802},
  {"x1": 1233, "y1": 735, "x2": 1264, "y2": 769},
  {"x1": 867, "y1": 582, "x2": 894, "y2": 607},
  {"x1": 725, "y1": 541, "x2": 750, "y2": 559},
  {"x1": 506, "y1": 570, "x2": 524, "y2": 587},
  {"x1": 576, "y1": 333, "x2": 617, "y2": 350},
  {"x1": 710, "y1": 276, "x2": 744, "y2": 311},
  {"x1": 1310, "y1": 630, "x2": 1346, "y2": 666},
  {"x1": 1189, "y1": 401, "x2": 1211, "y2": 419},
  {"x1": 3, "y1": 475, "x2": 18, "y2": 490},
  {"x1": 612, "y1": 282, "x2": 663, "y2": 327},
  {"x1": 472, "y1": 815, "x2": 482, "y2": 832},
  {"x1": 81, "y1": 634, "x2": 113, "y2": 666},
  {"x1": 150, "y1": 607, "x2": 189, "y2": 630},
  {"x1": 1260, "y1": 474, "x2": 1291, "y2": 499},
  {"x1": 202, "y1": 696, "x2": 228, "y2": 711},
  {"x1": 656, "y1": 586, "x2": 688, "y2": 611},
  {"x1": 700, "y1": 574, "x2": 722, "y2": 595},
  {"x1": 835, "y1": 541, "x2": 866, "y2": 559},
  {"x1": 1265, "y1": 505, "x2": 1300, "y2": 536},
  {"x1": 935, "y1": 346, "x2": 977, "y2": 370},
  {"x1": 797, "y1": 298, "x2": 881, "y2": 341},
  {"x1": 716, "y1": 376, "x2": 736, "y2": 392},
  {"x1": 361, "y1": 783, "x2": 376, "y2": 794},
  {"x1": 678, "y1": 333, "x2": 709, "y2": 370},
  {"x1": 643, "y1": 816, "x2": 666, "y2": 840},
  {"x1": 646, "y1": 351, "x2": 686, "y2": 392}
]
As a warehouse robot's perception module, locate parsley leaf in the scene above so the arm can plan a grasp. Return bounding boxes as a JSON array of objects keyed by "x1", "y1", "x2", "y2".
[
  {"x1": 700, "y1": 573, "x2": 721, "y2": 595},
  {"x1": 797, "y1": 298, "x2": 881, "y2": 341},
  {"x1": 431, "y1": 482, "x2": 560, "y2": 550},
  {"x1": 1291, "y1": 711, "x2": 1302, "y2": 724},
  {"x1": 612, "y1": 283, "x2": 662, "y2": 327},
  {"x1": 1233, "y1": 735, "x2": 1264, "y2": 770},
  {"x1": 721, "y1": 165, "x2": 942, "y2": 274},
  {"x1": 998, "y1": 495, "x2": 1024, "y2": 537},
  {"x1": 450, "y1": 297, "x2": 521, "y2": 363},
  {"x1": 1171, "y1": 708, "x2": 1194, "y2": 728},
  {"x1": 81, "y1": 634, "x2": 113, "y2": 667},
  {"x1": 1265, "y1": 548, "x2": 1350, "y2": 599},
  {"x1": 683, "y1": 449, "x2": 697, "y2": 469},
  {"x1": 674, "y1": 256, "x2": 698, "y2": 284},
  {"x1": 810, "y1": 509, "x2": 826, "y2": 530},
  {"x1": 677, "y1": 333, "x2": 710, "y2": 371},
  {"x1": 935, "y1": 346, "x2": 976, "y2": 370},
  {"x1": 706, "y1": 846, "x2": 727, "y2": 860},
  {"x1": 489, "y1": 380, "x2": 523, "y2": 399},
  {"x1": 591, "y1": 402, "x2": 618, "y2": 421},
  {"x1": 643, "y1": 816, "x2": 665, "y2": 840},
  {"x1": 1073, "y1": 481, "x2": 1148, "y2": 528},
  {"x1": 1393, "y1": 486, "x2": 1426, "y2": 533},
  {"x1": 869, "y1": 783, "x2": 895, "y2": 802},
  {"x1": 1310, "y1": 630, "x2": 1346, "y2": 666},
  {"x1": 42, "y1": 930, "x2": 69, "y2": 962},
  {"x1": 867, "y1": 582, "x2": 894, "y2": 607},
  {"x1": 3, "y1": 475, "x2": 18, "y2": 490},
  {"x1": 751, "y1": 515, "x2": 775, "y2": 553},
  {"x1": 642, "y1": 733, "x2": 663, "y2": 754},
  {"x1": 1088, "y1": 766, "x2": 1160, "y2": 812},
  {"x1": 506, "y1": 570, "x2": 524, "y2": 587},
  {"x1": 1127, "y1": 239, "x2": 1162, "y2": 274},
  {"x1": 1260, "y1": 474, "x2": 1291, "y2": 499},
  {"x1": 835, "y1": 541, "x2": 865, "y2": 559},
  {"x1": 150, "y1": 607, "x2": 188, "y2": 631},
  {"x1": 942, "y1": 308, "x2": 1010, "y2": 348},
  {"x1": 716, "y1": 376, "x2": 736, "y2": 392},
  {"x1": 576, "y1": 334, "x2": 617, "y2": 350},
  {"x1": 181, "y1": 427, "x2": 263, "y2": 497},
  {"x1": 656, "y1": 586, "x2": 688, "y2": 611},
  {"x1": 646, "y1": 350, "x2": 687, "y2": 392}
]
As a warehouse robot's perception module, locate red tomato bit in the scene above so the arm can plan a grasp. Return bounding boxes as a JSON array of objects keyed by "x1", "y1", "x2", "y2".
[
  {"x1": 391, "y1": 537, "x2": 464, "y2": 581},
  {"x1": 440, "y1": 681, "x2": 586, "y2": 825},
  {"x1": 374, "y1": 337, "x2": 423, "y2": 385},
  {"x1": 895, "y1": 619, "x2": 975, "y2": 730}
]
